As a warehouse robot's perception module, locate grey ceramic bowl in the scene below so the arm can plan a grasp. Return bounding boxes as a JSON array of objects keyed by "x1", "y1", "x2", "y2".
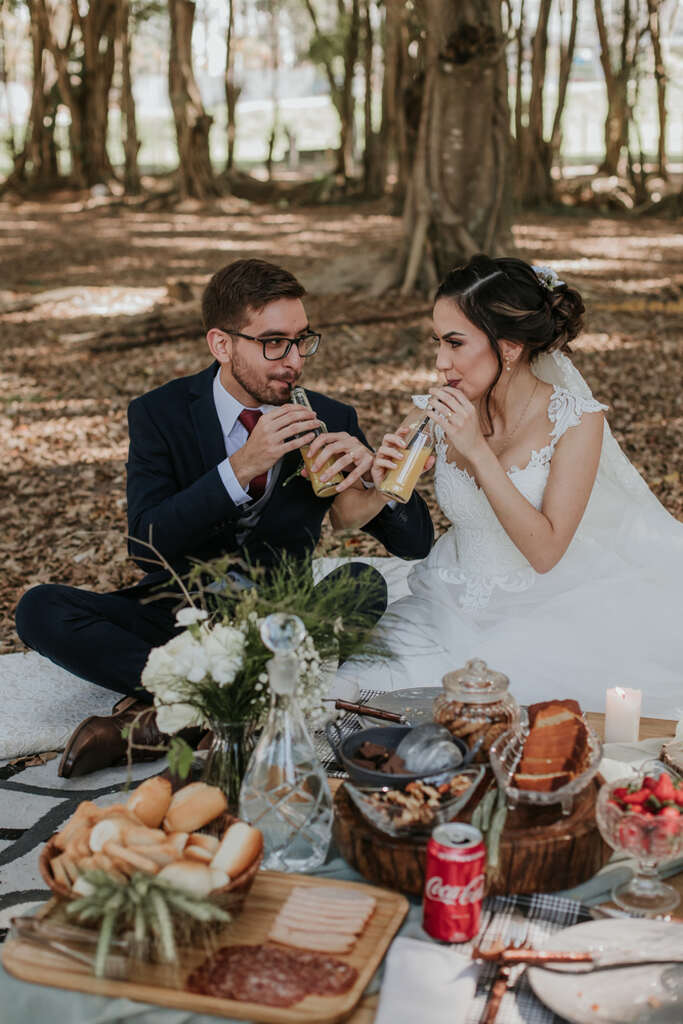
[{"x1": 325, "y1": 722, "x2": 474, "y2": 788}]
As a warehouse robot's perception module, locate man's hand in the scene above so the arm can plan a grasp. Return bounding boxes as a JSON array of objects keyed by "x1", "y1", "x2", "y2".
[
  {"x1": 230, "y1": 405, "x2": 320, "y2": 490},
  {"x1": 306, "y1": 431, "x2": 374, "y2": 493}
]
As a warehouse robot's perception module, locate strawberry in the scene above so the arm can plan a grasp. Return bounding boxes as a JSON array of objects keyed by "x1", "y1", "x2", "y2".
[
  {"x1": 612, "y1": 787, "x2": 629, "y2": 802},
  {"x1": 674, "y1": 789, "x2": 683, "y2": 807},
  {"x1": 654, "y1": 774, "x2": 676, "y2": 803},
  {"x1": 623, "y1": 788, "x2": 650, "y2": 805},
  {"x1": 658, "y1": 805, "x2": 682, "y2": 837},
  {"x1": 643, "y1": 776, "x2": 658, "y2": 791}
]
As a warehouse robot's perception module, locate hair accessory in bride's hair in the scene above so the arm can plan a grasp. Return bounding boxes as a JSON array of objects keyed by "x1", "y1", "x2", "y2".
[{"x1": 532, "y1": 265, "x2": 565, "y2": 291}]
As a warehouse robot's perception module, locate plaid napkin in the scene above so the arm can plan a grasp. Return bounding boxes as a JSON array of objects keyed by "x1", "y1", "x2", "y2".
[{"x1": 463, "y1": 892, "x2": 592, "y2": 1024}]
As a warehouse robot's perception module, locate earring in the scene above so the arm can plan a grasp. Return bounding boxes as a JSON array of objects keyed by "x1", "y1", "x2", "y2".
[{"x1": 505, "y1": 358, "x2": 512, "y2": 372}]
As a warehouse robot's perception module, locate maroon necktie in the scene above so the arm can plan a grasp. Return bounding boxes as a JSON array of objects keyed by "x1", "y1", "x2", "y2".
[{"x1": 238, "y1": 408, "x2": 267, "y2": 501}]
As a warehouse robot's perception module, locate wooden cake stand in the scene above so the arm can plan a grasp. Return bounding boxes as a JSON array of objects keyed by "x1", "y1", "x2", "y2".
[{"x1": 333, "y1": 778, "x2": 611, "y2": 897}]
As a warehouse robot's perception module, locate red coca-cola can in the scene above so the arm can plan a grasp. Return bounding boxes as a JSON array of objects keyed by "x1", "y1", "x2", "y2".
[{"x1": 422, "y1": 822, "x2": 486, "y2": 942}]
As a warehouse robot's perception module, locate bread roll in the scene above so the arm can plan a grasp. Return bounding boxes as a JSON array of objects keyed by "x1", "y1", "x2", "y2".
[
  {"x1": 89, "y1": 818, "x2": 123, "y2": 852},
  {"x1": 158, "y1": 860, "x2": 215, "y2": 898},
  {"x1": 185, "y1": 845, "x2": 213, "y2": 863},
  {"x1": 127, "y1": 776, "x2": 173, "y2": 828},
  {"x1": 102, "y1": 840, "x2": 159, "y2": 874},
  {"x1": 210, "y1": 821, "x2": 262, "y2": 877},
  {"x1": 119, "y1": 823, "x2": 167, "y2": 848},
  {"x1": 187, "y1": 833, "x2": 220, "y2": 854},
  {"x1": 163, "y1": 783, "x2": 228, "y2": 833}
]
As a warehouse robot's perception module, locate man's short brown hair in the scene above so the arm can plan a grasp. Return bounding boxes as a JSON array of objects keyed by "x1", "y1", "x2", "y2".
[{"x1": 201, "y1": 259, "x2": 306, "y2": 332}]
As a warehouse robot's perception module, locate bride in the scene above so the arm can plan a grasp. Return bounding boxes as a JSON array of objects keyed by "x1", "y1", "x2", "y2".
[{"x1": 337, "y1": 254, "x2": 683, "y2": 717}]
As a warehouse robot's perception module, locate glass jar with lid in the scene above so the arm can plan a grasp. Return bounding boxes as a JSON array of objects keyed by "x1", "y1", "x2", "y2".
[{"x1": 433, "y1": 658, "x2": 520, "y2": 763}]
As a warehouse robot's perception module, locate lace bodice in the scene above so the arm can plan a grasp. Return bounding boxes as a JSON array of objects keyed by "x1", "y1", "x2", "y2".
[{"x1": 412, "y1": 386, "x2": 607, "y2": 608}]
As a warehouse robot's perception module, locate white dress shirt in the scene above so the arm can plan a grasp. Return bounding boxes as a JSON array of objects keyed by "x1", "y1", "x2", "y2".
[{"x1": 213, "y1": 370, "x2": 275, "y2": 506}]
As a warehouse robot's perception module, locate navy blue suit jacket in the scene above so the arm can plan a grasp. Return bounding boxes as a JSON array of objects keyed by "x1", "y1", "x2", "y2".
[{"x1": 126, "y1": 362, "x2": 434, "y2": 585}]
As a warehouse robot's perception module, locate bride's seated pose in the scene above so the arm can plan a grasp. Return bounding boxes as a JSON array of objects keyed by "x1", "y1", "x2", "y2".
[{"x1": 337, "y1": 254, "x2": 683, "y2": 717}]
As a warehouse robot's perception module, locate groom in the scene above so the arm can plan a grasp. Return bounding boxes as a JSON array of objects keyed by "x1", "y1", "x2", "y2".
[{"x1": 15, "y1": 258, "x2": 433, "y2": 776}]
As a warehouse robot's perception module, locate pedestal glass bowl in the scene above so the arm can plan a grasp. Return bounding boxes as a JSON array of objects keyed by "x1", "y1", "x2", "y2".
[{"x1": 595, "y1": 774, "x2": 683, "y2": 915}]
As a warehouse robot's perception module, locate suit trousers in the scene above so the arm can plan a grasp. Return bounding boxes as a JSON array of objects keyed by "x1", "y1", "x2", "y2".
[{"x1": 14, "y1": 563, "x2": 388, "y2": 701}]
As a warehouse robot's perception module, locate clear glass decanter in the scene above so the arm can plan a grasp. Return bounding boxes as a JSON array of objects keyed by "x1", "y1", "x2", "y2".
[{"x1": 238, "y1": 613, "x2": 333, "y2": 872}]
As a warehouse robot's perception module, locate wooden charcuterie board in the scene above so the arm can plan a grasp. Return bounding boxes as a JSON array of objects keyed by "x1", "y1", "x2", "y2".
[{"x1": 2, "y1": 871, "x2": 409, "y2": 1024}]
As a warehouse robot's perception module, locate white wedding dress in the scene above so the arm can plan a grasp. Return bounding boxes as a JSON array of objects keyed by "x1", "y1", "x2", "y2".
[{"x1": 337, "y1": 352, "x2": 683, "y2": 718}]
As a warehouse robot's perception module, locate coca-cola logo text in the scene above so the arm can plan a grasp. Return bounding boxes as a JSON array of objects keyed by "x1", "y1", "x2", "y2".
[{"x1": 425, "y1": 873, "x2": 485, "y2": 906}]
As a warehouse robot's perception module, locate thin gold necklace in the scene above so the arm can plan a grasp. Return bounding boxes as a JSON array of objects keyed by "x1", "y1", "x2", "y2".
[{"x1": 500, "y1": 378, "x2": 539, "y2": 444}]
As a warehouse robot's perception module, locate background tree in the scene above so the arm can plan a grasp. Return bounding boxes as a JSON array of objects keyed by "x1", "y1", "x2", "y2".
[
  {"x1": 116, "y1": 0, "x2": 140, "y2": 193},
  {"x1": 168, "y1": 0, "x2": 218, "y2": 197},
  {"x1": 645, "y1": 0, "x2": 668, "y2": 178},
  {"x1": 224, "y1": 0, "x2": 240, "y2": 172},
  {"x1": 303, "y1": 0, "x2": 360, "y2": 180},
  {"x1": 35, "y1": 0, "x2": 118, "y2": 188},
  {"x1": 396, "y1": 0, "x2": 512, "y2": 293},
  {"x1": 2, "y1": 0, "x2": 59, "y2": 190},
  {"x1": 517, "y1": 0, "x2": 579, "y2": 205},
  {"x1": 593, "y1": 0, "x2": 648, "y2": 176}
]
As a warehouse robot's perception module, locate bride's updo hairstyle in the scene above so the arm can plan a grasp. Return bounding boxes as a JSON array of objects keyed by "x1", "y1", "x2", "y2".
[{"x1": 435, "y1": 254, "x2": 585, "y2": 432}]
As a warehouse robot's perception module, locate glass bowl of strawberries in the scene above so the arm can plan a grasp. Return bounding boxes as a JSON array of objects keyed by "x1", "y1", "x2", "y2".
[{"x1": 596, "y1": 770, "x2": 683, "y2": 914}]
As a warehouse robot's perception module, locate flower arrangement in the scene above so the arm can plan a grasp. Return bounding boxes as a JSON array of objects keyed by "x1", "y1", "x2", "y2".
[{"x1": 134, "y1": 547, "x2": 391, "y2": 782}]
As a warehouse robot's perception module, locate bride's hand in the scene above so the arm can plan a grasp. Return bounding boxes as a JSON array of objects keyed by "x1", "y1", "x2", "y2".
[
  {"x1": 370, "y1": 426, "x2": 435, "y2": 489},
  {"x1": 427, "y1": 387, "x2": 485, "y2": 460}
]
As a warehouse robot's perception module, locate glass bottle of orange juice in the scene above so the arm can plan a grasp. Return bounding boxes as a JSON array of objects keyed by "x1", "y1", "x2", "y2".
[
  {"x1": 291, "y1": 386, "x2": 345, "y2": 498},
  {"x1": 378, "y1": 409, "x2": 434, "y2": 503}
]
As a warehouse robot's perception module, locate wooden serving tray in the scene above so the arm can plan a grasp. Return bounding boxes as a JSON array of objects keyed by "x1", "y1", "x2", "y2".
[
  {"x1": 333, "y1": 778, "x2": 611, "y2": 897},
  {"x1": 2, "y1": 870, "x2": 409, "y2": 1024}
]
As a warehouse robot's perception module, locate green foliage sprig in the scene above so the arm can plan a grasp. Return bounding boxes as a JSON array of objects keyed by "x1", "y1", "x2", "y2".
[{"x1": 66, "y1": 870, "x2": 230, "y2": 978}]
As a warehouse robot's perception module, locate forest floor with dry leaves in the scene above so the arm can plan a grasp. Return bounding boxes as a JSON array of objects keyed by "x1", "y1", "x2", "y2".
[{"x1": 1, "y1": 193, "x2": 682, "y2": 654}]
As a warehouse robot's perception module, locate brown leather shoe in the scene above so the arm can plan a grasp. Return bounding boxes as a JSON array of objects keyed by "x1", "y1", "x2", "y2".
[{"x1": 58, "y1": 701, "x2": 166, "y2": 778}]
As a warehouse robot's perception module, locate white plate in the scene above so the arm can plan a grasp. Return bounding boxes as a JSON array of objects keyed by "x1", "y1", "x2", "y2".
[
  {"x1": 528, "y1": 919, "x2": 683, "y2": 1024},
  {"x1": 361, "y1": 687, "x2": 442, "y2": 727}
]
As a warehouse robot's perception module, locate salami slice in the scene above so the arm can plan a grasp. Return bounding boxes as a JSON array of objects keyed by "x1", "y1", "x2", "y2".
[{"x1": 186, "y1": 943, "x2": 358, "y2": 1006}]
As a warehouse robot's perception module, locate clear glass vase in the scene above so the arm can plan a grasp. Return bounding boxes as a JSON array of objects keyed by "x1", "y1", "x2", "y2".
[
  {"x1": 202, "y1": 720, "x2": 257, "y2": 814},
  {"x1": 239, "y1": 614, "x2": 333, "y2": 872}
]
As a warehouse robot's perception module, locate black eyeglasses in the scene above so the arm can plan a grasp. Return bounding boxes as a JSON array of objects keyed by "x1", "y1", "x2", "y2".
[{"x1": 223, "y1": 329, "x2": 321, "y2": 361}]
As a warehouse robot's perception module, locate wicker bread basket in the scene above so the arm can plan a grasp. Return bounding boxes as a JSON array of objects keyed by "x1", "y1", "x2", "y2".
[{"x1": 39, "y1": 811, "x2": 262, "y2": 911}]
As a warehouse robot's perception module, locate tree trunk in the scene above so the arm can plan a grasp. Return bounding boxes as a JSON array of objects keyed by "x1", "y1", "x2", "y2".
[
  {"x1": 302, "y1": 0, "x2": 359, "y2": 182},
  {"x1": 646, "y1": 0, "x2": 667, "y2": 178},
  {"x1": 594, "y1": 0, "x2": 631, "y2": 175},
  {"x1": 397, "y1": 0, "x2": 512, "y2": 293},
  {"x1": 519, "y1": 0, "x2": 552, "y2": 205},
  {"x1": 224, "y1": 0, "x2": 240, "y2": 172},
  {"x1": 168, "y1": 0, "x2": 218, "y2": 198},
  {"x1": 337, "y1": 0, "x2": 360, "y2": 178},
  {"x1": 117, "y1": 0, "x2": 140, "y2": 193},
  {"x1": 377, "y1": 0, "x2": 408, "y2": 201},
  {"x1": 549, "y1": 0, "x2": 579, "y2": 179},
  {"x1": 362, "y1": 0, "x2": 382, "y2": 196},
  {"x1": 36, "y1": 0, "x2": 116, "y2": 189},
  {"x1": 513, "y1": 0, "x2": 525, "y2": 170},
  {"x1": 266, "y1": 1, "x2": 281, "y2": 181},
  {"x1": 10, "y1": 1, "x2": 60, "y2": 189}
]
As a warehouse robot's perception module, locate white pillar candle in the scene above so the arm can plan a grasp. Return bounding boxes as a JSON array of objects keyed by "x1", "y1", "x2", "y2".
[{"x1": 604, "y1": 687, "x2": 642, "y2": 743}]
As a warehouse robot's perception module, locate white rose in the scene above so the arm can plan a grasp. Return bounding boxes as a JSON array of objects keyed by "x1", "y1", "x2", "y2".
[
  {"x1": 165, "y1": 631, "x2": 209, "y2": 684},
  {"x1": 155, "y1": 700, "x2": 203, "y2": 735},
  {"x1": 175, "y1": 607, "x2": 209, "y2": 628},
  {"x1": 203, "y1": 624, "x2": 245, "y2": 686},
  {"x1": 142, "y1": 642, "x2": 182, "y2": 697}
]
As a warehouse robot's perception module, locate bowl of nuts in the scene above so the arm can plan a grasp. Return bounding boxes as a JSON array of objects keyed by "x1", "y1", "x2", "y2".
[{"x1": 343, "y1": 765, "x2": 484, "y2": 838}]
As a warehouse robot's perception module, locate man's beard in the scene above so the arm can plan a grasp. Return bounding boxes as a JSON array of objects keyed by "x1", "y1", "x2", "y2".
[{"x1": 230, "y1": 352, "x2": 299, "y2": 406}]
